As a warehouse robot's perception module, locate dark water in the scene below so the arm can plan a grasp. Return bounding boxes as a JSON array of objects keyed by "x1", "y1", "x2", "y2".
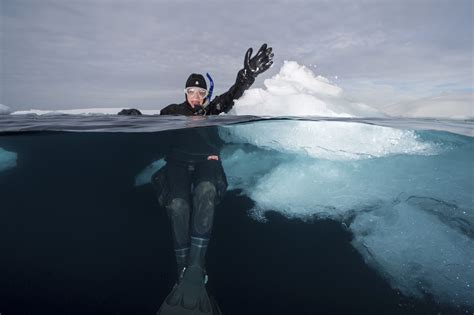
[{"x1": 0, "y1": 127, "x2": 472, "y2": 315}]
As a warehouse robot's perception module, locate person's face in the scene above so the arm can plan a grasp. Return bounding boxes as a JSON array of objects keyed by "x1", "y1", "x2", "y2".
[{"x1": 185, "y1": 87, "x2": 207, "y2": 107}]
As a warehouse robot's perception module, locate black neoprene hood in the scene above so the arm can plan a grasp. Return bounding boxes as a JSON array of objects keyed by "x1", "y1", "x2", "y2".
[{"x1": 185, "y1": 74, "x2": 207, "y2": 90}]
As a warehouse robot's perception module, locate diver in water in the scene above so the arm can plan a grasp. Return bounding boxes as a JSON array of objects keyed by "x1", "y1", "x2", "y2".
[{"x1": 154, "y1": 43, "x2": 273, "y2": 315}]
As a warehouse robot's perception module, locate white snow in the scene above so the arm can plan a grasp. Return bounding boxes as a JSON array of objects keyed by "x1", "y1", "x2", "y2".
[
  {"x1": 230, "y1": 61, "x2": 383, "y2": 117},
  {"x1": 0, "y1": 148, "x2": 17, "y2": 172}
]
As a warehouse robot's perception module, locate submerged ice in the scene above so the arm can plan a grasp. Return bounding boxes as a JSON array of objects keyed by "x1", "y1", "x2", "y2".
[
  {"x1": 130, "y1": 57, "x2": 473, "y2": 310},
  {"x1": 351, "y1": 196, "x2": 473, "y2": 306},
  {"x1": 218, "y1": 120, "x2": 437, "y2": 161},
  {"x1": 137, "y1": 120, "x2": 473, "y2": 309},
  {"x1": 219, "y1": 123, "x2": 473, "y2": 308},
  {"x1": 0, "y1": 147, "x2": 17, "y2": 172}
]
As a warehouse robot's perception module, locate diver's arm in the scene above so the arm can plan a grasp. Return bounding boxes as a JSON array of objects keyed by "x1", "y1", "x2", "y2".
[
  {"x1": 206, "y1": 43, "x2": 274, "y2": 115},
  {"x1": 206, "y1": 69, "x2": 255, "y2": 115},
  {"x1": 160, "y1": 104, "x2": 181, "y2": 115}
]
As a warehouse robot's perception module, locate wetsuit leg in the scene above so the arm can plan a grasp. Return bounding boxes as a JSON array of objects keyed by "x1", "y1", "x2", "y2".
[
  {"x1": 188, "y1": 160, "x2": 227, "y2": 267},
  {"x1": 189, "y1": 181, "x2": 216, "y2": 267},
  {"x1": 164, "y1": 162, "x2": 192, "y2": 272}
]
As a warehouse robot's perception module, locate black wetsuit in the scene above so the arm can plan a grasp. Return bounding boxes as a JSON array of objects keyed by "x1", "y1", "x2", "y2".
[
  {"x1": 158, "y1": 68, "x2": 254, "y2": 198},
  {"x1": 153, "y1": 69, "x2": 254, "y2": 268},
  {"x1": 160, "y1": 69, "x2": 254, "y2": 116}
]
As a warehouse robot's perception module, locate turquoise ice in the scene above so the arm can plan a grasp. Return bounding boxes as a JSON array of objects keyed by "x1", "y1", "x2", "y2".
[{"x1": 0, "y1": 147, "x2": 17, "y2": 172}]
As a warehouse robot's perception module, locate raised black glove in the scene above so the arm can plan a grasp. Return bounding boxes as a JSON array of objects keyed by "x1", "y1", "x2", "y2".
[{"x1": 244, "y1": 43, "x2": 274, "y2": 78}]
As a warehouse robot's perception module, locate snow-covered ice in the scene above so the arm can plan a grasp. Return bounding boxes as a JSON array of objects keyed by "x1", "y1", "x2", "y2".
[{"x1": 230, "y1": 61, "x2": 383, "y2": 117}]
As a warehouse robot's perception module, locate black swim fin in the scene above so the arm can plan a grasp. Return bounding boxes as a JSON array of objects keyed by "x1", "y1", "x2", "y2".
[{"x1": 157, "y1": 265, "x2": 222, "y2": 315}]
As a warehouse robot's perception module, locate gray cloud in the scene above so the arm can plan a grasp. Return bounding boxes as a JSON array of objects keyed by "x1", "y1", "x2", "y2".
[{"x1": 1, "y1": 0, "x2": 472, "y2": 110}]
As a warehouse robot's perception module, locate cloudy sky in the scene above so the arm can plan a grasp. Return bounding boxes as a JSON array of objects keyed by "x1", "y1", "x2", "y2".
[{"x1": 1, "y1": 0, "x2": 472, "y2": 111}]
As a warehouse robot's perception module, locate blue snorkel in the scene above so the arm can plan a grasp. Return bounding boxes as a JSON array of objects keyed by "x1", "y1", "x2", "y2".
[{"x1": 205, "y1": 73, "x2": 214, "y2": 106}]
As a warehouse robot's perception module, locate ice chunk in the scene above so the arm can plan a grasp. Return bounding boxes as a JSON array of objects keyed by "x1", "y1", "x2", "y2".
[
  {"x1": 351, "y1": 200, "x2": 474, "y2": 308},
  {"x1": 220, "y1": 127, "x2": 473, "y2": 308},
  {"x1": 134, "y1": 159, "x2": 166, "y2": 186},
  {"x1": 219, "y1": 120, "x2": 437, "y2": 161},
  {"x1": 0, "y1": 148, "x2": 17, "y2": 172},
  {"x1": 230, "y1": 61, "x2": 382, "y2": 117},
  {"x1": 135, "y1": 121, "x2": 472, "y2": 308}
]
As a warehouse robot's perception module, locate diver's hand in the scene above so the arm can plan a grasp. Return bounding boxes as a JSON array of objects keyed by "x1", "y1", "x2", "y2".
[
  {"x1": 244, "y1": 43, "x2": 274, "y2": 78},
  {"x1": 207, "y1": 155, "x2": 219, "y2": 161}
]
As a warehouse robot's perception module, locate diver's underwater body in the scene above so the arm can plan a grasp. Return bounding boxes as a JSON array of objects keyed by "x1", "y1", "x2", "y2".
[{"x1": 154, "y1": 44, "x2": 274, "y2": 314}]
